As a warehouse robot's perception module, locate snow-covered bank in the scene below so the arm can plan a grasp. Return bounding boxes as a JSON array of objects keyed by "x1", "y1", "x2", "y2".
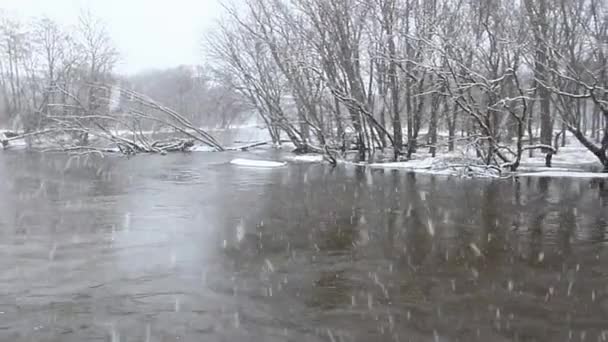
[
  {"x1": 369, "y1": 162, "x2": 456, "y2": 176},
  {"x1": 0, "y1": 131, "x2": 26, "y2": 150},
  {"x1": 368, "y1": 157, "x2": 607, "y2": 179},
  {"x1": 368, "y1": 154, "x2": 502, "y2": 178},
  {"x1": 515, "y1": 140, "x2": 606, "y2": 178},
  {"x1": 518, "y1": 171, "x2": 608, "y2": 179},
  {"x1": 230, "y1": 158, "x2": 286, "y2": 168},
  {"x1": 364, "y1": 137, "x2": 608, "y2": 179},
  {"x1": 519, "y1": 142, "x2": 600, "y2": 169},
  {"x1": 1, "y1": 139, "x2": 27, "y2": 150}
]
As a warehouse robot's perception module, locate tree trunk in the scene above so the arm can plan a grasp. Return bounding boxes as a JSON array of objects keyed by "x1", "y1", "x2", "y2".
[
  {"x1": 428, "y1": 88, "x2": 441, "y2": 157},
  {"x1": 448, "y1": 107, "x2": 457, "y2": 152},
  {"x1": 381, "y1": 0, "x2": 401, "y2": 159},
  {"x1": 592, "y1": 115, "x2": 597, "y2": 139},
  {"x1": 334, "y1": 98, "x2": 344, "y2": 147}
]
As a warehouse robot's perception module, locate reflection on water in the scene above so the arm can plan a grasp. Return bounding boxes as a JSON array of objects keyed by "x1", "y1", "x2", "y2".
[{"x1": 0, "y1": 151, "x2": 607, "y2": 341}]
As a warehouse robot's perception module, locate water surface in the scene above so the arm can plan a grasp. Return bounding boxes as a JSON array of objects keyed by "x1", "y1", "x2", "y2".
[{"x1": 0, "y1": 151, "x2": 607, "y2": 342}]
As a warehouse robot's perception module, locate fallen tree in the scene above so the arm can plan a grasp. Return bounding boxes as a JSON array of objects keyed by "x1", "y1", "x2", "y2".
[{"x1": 2, "y1": 83, "x2": 223, "y2": 155}]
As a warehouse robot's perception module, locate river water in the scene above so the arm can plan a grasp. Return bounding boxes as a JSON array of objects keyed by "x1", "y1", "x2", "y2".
[{"x1": 0, "y1": 150, "x2": 607, "y2": 342}]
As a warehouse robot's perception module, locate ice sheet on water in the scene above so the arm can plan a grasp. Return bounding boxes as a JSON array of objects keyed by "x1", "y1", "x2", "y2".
[
  {"x1": 230, "y1": 158, "x2": 286, "y2": 168},
  {"x1": 189, "y1": 145, "x2": 217, "y2": 152},
  {"x1": 284, "y1": 154, "x2": 324, "y2": 163}
]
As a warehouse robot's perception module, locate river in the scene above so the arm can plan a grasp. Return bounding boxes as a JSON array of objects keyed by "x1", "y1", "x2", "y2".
[{"x1": 0, "y1": 150, "x2": 607, "y2": 341}]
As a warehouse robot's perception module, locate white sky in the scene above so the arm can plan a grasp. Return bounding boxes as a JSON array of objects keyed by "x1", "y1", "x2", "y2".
[{"x1": 2, "y1": 0, "x2": 222, "y2": 74}]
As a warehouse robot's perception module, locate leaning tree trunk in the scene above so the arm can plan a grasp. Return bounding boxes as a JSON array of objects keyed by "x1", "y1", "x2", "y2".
[{"x1": 570, "y1": 126, "x2": 608, "y2": 172}]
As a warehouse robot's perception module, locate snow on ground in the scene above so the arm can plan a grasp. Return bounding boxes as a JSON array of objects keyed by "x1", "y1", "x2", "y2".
[
  {"x1": 0, "y1": 131, "x2": 27, "y2": 150},
  {"x1": 519, "y1": 143, "x2": 600, "y2": 167},
  {"x1": 368, "y1": 154, "x2": 501, "y2": 178},
  {"x1": 369, "y1": 158, "x2": 433, "y2": 170},
  {"x1": 371, "y1": 164, "x2": 456, "y2": 176},
  {"x1": 516, "y1": 139, "x2": 605, "y2": 178},
  {"x1": 3, "y1": 126, "x2": 606, "y2": 179},
  {"x1": 518, "y1": 171, "x2": 608, "y2": 179},
  {"x1": 365, "y1": 138, "x2": 606, "y2": 179},
  {"x1": 515, "y1": 166, "x2": 582, "y2": 173},
  {"x1": 2, "y1": 139, "x2": 27, "y2": 150},
  {"x1": 230, "y1": 158, "x2": 287, "y2": 168},
  {"x1": 283, "y1": 154, "x2": 324, "y2": 163}
]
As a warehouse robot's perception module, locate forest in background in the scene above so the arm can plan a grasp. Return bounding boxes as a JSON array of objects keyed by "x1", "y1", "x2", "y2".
[
  {"x1": 209, "y1": 0, "x2": 607, "y2": 170},
  {"x1": 0, "y1": 0, "x2": 607, "y2": 171},
  {"x1": 0, "y1": 9, "x2": 247, "y2": 153}
]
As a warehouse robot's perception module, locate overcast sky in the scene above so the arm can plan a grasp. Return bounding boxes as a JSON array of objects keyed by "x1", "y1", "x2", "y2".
[{"x1": 2, "y1": 0, "x2": 222, "y2": 74}]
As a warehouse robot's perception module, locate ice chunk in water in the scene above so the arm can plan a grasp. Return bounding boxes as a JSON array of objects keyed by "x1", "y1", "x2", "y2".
[{"x1": 230, "y1": 158, "x2": 286, "y2": 168}]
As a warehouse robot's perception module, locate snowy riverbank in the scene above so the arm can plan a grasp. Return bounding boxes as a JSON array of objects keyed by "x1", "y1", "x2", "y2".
[
  {"x1": 4, "y1": 128, "x2": 606, "y2": 179},
  {"x1": 225, "y1": 137, "x2": 608, "y2": 179}
]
